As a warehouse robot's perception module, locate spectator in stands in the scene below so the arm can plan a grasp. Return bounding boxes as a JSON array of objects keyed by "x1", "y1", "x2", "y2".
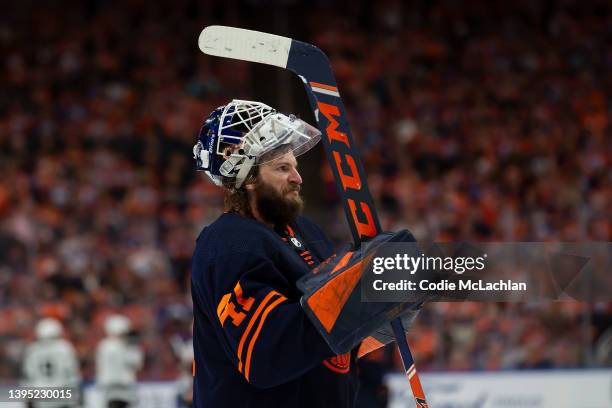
[{"x1": 0, "y1": 0, "x2": 608, "y2": 387}]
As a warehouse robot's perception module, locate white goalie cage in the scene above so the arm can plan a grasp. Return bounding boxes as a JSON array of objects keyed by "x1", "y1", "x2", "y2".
[{"x1": 217, "y1": 99, "x2": 321, "y2": 166}]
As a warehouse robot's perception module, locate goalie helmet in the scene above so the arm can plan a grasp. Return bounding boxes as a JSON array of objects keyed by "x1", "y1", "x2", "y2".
[{"x1": 193, "y1": 99, "x2": 321, "y2": 188}]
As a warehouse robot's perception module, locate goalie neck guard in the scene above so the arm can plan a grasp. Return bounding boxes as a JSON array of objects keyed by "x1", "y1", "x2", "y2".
[{"x1": 193, "y1": 100, "x2": 321, "y2": 188}]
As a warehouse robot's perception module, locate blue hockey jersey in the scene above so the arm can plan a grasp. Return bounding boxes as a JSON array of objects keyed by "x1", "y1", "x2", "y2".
[{"x1": 191, "y1": 212, "x2": 358, "y2": 408}]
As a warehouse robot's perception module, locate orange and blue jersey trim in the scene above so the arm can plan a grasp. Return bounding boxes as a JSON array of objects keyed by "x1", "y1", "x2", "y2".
[{"x1": 236, "y1": 290, "x2": 287, "y2": 381}]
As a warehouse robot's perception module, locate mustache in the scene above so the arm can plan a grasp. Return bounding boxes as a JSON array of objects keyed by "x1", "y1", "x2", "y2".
[{"x1": 284, "y1": 184, "x2": 301, "y2": 193}]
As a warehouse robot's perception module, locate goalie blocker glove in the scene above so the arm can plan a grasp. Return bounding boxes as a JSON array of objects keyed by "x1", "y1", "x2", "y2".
[{"x1": 297, "y1": 230, "x2": 424, "y2": 355}]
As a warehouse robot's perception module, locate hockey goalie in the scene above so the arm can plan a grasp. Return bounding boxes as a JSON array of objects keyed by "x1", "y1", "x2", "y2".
[{"x1": 190, "y1": 100, "x2": 421, "y2": 408}]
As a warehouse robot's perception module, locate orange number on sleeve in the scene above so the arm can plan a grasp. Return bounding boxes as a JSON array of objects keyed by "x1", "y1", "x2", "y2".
[{"x1": 217, "y1": 282, "x2": 255, "y2": 327}]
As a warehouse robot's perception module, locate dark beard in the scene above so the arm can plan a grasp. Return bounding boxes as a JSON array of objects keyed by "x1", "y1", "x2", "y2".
[{"x1": 254, "y1": 180, "x2": 303, "y2": 227}]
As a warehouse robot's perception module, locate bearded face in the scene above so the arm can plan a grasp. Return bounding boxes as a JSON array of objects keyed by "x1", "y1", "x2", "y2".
[{"x1": 253, "y1": 178, "x2": 303, "y2": 227}]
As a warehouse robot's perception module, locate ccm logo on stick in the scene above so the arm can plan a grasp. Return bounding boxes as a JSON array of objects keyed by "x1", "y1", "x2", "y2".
[{"x1": 317, "y1": 101, "x2": 376, "y2": 239}]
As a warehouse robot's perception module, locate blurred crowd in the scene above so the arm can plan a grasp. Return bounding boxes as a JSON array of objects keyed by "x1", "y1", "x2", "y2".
[{"x1": 0, "y1": 0, "x2": 610, "y2": 386}]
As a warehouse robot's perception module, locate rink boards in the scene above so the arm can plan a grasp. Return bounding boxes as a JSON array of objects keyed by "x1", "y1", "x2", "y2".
[
  {"x1": 1, "y1": 370, "x2": 610, "y2": 407},
  {"x1": 387, "y1": 369, "x2": 612, "y2": 408}
]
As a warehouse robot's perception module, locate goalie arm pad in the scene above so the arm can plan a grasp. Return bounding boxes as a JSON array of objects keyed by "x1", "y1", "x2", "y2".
[
  {"x1": 197, "y1": 252, "x2": 336, "y2": 389},
  {"x1": 297, "y1": 230, "x2": 424, "y2": 355}
]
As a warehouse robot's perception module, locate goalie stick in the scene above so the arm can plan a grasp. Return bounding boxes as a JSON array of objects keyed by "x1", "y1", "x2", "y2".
[{"x1": 198, "y1": 25, "x2": 428, "y2": 407}]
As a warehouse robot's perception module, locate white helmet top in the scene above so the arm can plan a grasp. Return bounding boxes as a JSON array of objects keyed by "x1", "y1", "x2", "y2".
[
  {"x1": 104, "y1": 314, "x2": 131, "y2": 337},
  {"x1": 35, "y1": 318, "x2": 63, "y2": 340},
  {"x1": 193, "y1": 99, "x2": 321, "y2": 188}
]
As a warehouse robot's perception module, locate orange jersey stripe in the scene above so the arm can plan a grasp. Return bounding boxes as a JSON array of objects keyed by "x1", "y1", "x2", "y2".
[
  {"x1": 310, "y1": 81, "x2": 338, "y2": 92},
  {"x1": 285, "y1": 224, "x2": 295, "y2": 237},
  {"x1": 237, "y1": 291, "x2": 279, "y2": 372},
  {"x1": 244, "y1": 295, "x2": 287, "y2": 381}
]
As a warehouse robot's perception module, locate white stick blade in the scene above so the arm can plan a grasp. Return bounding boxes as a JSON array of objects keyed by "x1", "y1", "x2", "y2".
[{"x1": 198, "y1": 26, "x2": 292, "y2": 68}]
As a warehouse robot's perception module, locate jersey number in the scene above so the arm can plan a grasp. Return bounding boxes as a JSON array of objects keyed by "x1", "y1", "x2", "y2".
[{"x1": 217, "y1": 282, "x2": 255, "y2": 327}]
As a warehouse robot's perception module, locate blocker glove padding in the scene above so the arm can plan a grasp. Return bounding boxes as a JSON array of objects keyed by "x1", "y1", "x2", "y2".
[{"x1": 297, "y1": 230, "x2": 425, "y2": 355}]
